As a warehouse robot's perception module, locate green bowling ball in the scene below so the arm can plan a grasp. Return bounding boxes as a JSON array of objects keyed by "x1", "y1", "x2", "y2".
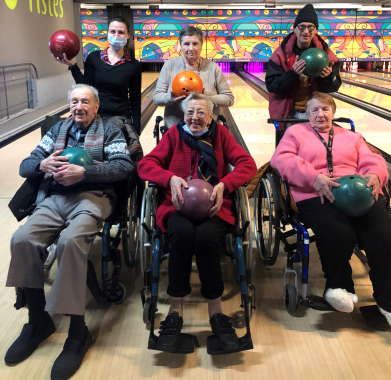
[
  {"x1": 60, "y1": 147, "x2": 94, "y2": 167},
  {"x1": 331, "y1": 175, "x2": 374, "y2": 217},
  {"x1": 300, "y1": 48, "x2": 329, "y2": 78}
]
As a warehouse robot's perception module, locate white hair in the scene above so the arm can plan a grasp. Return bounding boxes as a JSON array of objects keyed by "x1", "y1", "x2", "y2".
[
  {"x1": 181, "y1": 92, "x2": 213, "y2": 113},
  {"x1": 68, "y1": 84, "x2": 99, "y2": 103}
]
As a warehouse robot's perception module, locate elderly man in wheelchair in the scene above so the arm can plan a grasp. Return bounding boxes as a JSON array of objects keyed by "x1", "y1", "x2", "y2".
[
  {"x1": 270, "y1": 92, "x2": 391, "y2": 325},
  {"x1": 138, "y1": 92, "x2": 256, "y2": 353},
  {"x1": 5, "y1": 84, "x2": 133, "y2": 379}
]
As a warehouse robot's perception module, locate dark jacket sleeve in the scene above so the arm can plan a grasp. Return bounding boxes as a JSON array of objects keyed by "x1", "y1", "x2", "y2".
[
  {"x1": 265, "y1": 60, "x2": 300, "y2": 94},
  {"x1": 315, "y1": 60, "x2": 342, "y2": 93},
  {"x1": 129, "y1": 61, "x2": 142, "y2": 131},
  {"x1": 69, "y1": 53, "x2": 95, "y2": 86}
]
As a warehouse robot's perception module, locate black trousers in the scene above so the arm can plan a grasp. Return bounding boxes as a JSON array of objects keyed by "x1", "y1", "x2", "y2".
[
  {"x1": 166, "y1": 212, "x2": 228, "y2": 300},
  {"x1": 297, "y1": 195, "x2": 391, "y2": 312}
]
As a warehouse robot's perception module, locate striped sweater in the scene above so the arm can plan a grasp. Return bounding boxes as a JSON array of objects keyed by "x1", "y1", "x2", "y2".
[{"x1": 19, "y1": 119, "x2": 134, "y2": 196}]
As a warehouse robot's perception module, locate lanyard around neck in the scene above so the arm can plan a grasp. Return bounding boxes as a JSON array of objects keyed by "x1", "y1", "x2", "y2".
[{"x1": 314, "y1": 128, "x2": 334, "y2": 178}]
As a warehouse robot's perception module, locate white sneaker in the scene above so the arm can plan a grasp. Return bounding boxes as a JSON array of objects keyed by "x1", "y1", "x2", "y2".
[
  {"x1": 378, "y1": 306, "x2": 391, "y2": 327},
  {"x1": 324, "y1": 288, "x2": 358, "y2": 313}
]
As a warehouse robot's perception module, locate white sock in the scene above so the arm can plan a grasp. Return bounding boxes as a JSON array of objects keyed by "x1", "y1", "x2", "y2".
[{"x1": 324, "y1": 288, "x2": 358, "y2": 313}]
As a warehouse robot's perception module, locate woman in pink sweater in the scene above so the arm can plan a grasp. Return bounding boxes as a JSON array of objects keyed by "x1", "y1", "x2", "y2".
[
  {"x1": 271, "y1": 93, "x2": 391, "y2": 325},
  {"x1": 138, "y1": 92, "x2": 256, "y2": 353}
]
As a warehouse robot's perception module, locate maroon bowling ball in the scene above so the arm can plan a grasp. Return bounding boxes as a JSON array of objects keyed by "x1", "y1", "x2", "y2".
[
  {"x1": 49, "y1": 30, "x2": 80, "y2": 60},
  {"x1": 179, "y1": 179, "x2": 215, "y2": 221}
]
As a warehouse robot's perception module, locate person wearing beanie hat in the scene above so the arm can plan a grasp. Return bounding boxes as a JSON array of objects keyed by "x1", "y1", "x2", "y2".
[{"x1": 265, "y1": 4, "x2": 341, "y2": 131}]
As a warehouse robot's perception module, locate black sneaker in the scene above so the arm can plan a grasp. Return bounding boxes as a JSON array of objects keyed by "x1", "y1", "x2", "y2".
[
  {"x1": 5, "y1": 318, "x2": 56, "y2": 365},
  {"x1": 157, "y1": 312, "x2": 183, "y2": 352},
  {"x1": 51, "y1": 328, "x2": 92, "y2": 380},
  {"x1": 210, "y1": 313, "x2": 239, "y2": 351}
]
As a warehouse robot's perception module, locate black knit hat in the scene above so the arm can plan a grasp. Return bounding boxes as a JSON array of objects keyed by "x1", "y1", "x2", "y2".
[{"x1": 293, "y1": 4, "x2": 318, "y2": 29}]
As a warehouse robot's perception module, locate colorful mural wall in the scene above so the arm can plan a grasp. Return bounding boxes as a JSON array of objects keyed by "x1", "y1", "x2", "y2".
[{"x1": 81, "y1": 8, "x2": 391, "y2": 62}]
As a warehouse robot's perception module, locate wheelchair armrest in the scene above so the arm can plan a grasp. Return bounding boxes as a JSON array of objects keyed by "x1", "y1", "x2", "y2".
[{"x1": 148, "y1": 182, "x2": 158, "y2": 188}]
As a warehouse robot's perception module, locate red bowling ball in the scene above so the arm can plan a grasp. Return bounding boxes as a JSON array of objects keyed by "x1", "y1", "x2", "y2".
[
  {"x1": 49, "y1": 30, "x2": 80, "y2": 60},
  {"x1": 179, "y1": 179, "x2": 215, "y2": 221}
]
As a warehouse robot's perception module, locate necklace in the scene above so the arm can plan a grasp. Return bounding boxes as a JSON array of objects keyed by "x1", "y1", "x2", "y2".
[{"x1": 183, "y1": 56, "x2": 202, "y2": 75}]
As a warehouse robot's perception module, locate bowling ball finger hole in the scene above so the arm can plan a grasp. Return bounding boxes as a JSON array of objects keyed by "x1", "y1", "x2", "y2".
[
  {"x1": 183, "y1": 87, "x2": 185, "y2": 90},
  {"x1": 350, "y1": 176, "x2": 354, "y2": 179}
]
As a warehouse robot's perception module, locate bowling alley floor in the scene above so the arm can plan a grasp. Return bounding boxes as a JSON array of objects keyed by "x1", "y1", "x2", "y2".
[{"x1": 1, "y1": 73, "x2": 391, "y2": 380}]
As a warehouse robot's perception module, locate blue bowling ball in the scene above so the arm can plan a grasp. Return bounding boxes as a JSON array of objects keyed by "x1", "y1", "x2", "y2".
[
  {"x1": 60, "y1": 147, "x2": 94, "y2": 167},
  {"x1": 331, "y1": 175, "x2": 374, "y2": 217}
]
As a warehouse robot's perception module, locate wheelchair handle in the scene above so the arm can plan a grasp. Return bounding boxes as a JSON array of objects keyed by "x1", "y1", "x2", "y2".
[{"x1": 268, "y1": 118, "x2": 355, "y2": 132}]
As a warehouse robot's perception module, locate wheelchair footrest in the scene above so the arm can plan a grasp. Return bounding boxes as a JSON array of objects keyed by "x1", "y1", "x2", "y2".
[
  {"x1": 300, "y1": 295, "x2": 337, "y2": 312},
  {"x1": 360, "y1": 305, "x2": 389, "y2": 328},
  {"x1": 148, "y1": 333, "x2": 196, "y2": 354},
  {"x1": 206, "y1": 334, "x2": 253, "y2": 355}
]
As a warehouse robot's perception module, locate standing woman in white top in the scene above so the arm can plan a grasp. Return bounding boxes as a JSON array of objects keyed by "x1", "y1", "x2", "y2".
[{"x1": 153, "y1": 26, "x2": 234, "y2": 128}]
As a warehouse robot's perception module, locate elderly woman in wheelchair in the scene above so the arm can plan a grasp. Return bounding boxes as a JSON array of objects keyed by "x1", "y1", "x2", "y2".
[
  {"x1": 138, "y1": 92, "x2": 256, "y2": 353},
  {"x1": 270, "y1": 92, "x2": 391, "y2": 324}
]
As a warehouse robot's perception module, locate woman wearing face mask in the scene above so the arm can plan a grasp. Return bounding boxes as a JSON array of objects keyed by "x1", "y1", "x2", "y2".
[
  {"x1": 55, "y1": 17, "x2": 142, "y2": 134},
  {"x1": 153, "y1": 26, "x2": 234, "y2": 129}
]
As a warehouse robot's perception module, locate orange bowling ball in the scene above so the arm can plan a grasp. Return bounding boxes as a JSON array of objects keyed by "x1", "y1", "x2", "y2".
[{"x1": 171, "y1": 71, "x2": 203, "y2": 98}]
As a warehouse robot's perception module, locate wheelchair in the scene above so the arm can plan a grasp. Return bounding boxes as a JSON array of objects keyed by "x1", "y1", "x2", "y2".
[
  {"x1": 138, "y1": 116, "x2": 255, "y2": 355},
  {"x1": 16, "y1": 115, "x2": 143, "y2": 309},
  {"x1": 254, "y1": 117, "x2": 358, "y2": 313}
]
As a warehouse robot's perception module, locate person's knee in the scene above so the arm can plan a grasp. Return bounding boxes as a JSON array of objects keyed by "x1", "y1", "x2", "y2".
[
  {"x1": 317, "y1": 223, "x2": 356, "y2": 250},
  {"x1": 11, "y1": 226, "x2": 34, "y2": 253}
]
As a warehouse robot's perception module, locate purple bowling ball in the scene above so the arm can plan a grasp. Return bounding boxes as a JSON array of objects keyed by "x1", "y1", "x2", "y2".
[{"x1": 179, "y1": 179, "x2": 215, "y2": 221}]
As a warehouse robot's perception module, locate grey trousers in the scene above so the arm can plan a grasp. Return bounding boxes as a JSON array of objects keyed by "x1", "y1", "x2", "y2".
[{"x1": 6, "y1": 191, "x2": 113, "y2": 315}]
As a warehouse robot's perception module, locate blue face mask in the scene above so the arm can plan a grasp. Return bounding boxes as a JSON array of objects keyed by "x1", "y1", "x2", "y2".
[
  {"x1": 182, "y1": 124, "x2": 208, "y2": 137},
  {"x1": 107, "y1": 35, "x2": 127, "y2": 51}
]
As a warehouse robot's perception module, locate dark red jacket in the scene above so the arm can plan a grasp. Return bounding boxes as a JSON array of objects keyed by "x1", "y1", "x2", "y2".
[
  {"x1": 138, "y1": 124, "x2": 257, "y2": 231},
  {"x1": 268, "y1": 33, "x2": 340, "y2": 120}
]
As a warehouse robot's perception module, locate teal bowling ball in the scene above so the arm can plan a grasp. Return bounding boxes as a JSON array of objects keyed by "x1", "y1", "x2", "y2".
[
  {"x1": 300, "y1": 48, "x2": 329, "y2": 78},
  {"x1": 331, "y1": 175, "x2": 374, "y2": 217},
  {"x1": 60, "y1": 147, "x2": 94, "y2": 167}
]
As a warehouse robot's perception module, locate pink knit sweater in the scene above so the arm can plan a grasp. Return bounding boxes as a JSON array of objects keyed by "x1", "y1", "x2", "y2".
[
  {"x1": 138, "y1": 124, "x2": 257, "y2": 231},
  {"x1": 270, "y1": 122, "x2": 389, "y2": 203}
]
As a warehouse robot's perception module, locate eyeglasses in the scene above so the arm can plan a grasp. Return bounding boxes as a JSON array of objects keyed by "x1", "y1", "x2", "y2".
[
  {"x1": 297, "y1": 25, "x2": 316, "y2": 32},
  {"x1": 185, "y1": 110, "x2": 207, "y2": 118}
]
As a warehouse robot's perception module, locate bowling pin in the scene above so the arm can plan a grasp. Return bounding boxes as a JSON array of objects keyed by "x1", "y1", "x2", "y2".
[
  {"x1": 388, "y1": 62, "x2": 391, "y2": 71},
  {"x1": 383, "y1": 62, "x2": 386, "y2": 70}
]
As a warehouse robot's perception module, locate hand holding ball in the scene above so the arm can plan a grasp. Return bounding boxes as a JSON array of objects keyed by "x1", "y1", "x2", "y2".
[
  {"x1": 171, "y1": 71, "x2": 204, "y2": 98},
  {"x1": 59, "y1": 148, "x2": 93, "y2": 167},
  {"x1": 299, "y1": 48, "x2": 329, "y2": 78},
  {"x1": 179, "y1": 179, "x2": 214, "y2": 221},
  {"x1": 49, "y1": 30, "x2": 80, "y2": 60}
]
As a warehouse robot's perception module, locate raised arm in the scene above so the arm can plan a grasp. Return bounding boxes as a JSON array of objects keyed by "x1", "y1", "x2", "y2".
[
  {"x1": 265, "y1": 60, "x2": 300, "y2": 94},
  {"x1": 69, "y1": 53, "x2": 95, "y2": 86}
]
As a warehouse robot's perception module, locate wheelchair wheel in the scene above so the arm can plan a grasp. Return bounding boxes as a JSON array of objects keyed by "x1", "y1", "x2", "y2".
[
  {"x1": 143, "y1": 295, "x2": 152, "y2": 325},
  {"x1": 123, "y1": 186, "x2": 139, "y2": 267},
  {"x1": 254, "y1": 178, "x2": 281, "y2": 265},
  {"x1": 44, "y1": 242, "x2": 57, "y2": 269},
  {"x1": 139, "y1": 187, "x2": 157, "y2": 275},
  {"x1": 237, "y1": 187, "x2": 253, "y2": 267},
  {"x1": 106, "y1": 280, "x2": 126, "y2": 304},
  {"x1": 285, "y1": 284, "x2": 298, "y2": 313}
]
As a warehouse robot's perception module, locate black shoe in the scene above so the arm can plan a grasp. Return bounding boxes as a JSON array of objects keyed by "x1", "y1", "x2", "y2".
[
  {"x1": 210, "y1": 313, "x2": 239, "y2": 351},
  {"x1": 5, "y1": 318, "x2": 56, "y2": 365},
  {"x1": 157, "y1": 312, "x2": 183, "y2": 352},
  {"x1": 51, "y1": 328, "x2": 92, "y2": 380}
]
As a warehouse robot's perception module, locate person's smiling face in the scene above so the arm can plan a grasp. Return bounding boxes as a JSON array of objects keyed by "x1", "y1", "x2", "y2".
[
  {"x1": 184, "y1": 99, "x2": 212, "y2": 134},
  {"x1": 294, "y1": 22, "x2": 317, "y2": 48}
]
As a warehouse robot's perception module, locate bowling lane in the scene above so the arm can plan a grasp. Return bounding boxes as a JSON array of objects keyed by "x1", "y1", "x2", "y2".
[
  {"x1": 225, "y1": 72, "x2": 275, "y2": 166},
  {"x1": 338, "y1": 82, "x2": 391, "y2": 109},
  {"x1": 141, "y1": 72, "x2": 159, "y2": 91},
  {"x1": 341, "y1": 71, "x2": 391, "y2": 90},
  {"x1": 232, "y1": 70, "x2": 391, "y2": 155}
]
